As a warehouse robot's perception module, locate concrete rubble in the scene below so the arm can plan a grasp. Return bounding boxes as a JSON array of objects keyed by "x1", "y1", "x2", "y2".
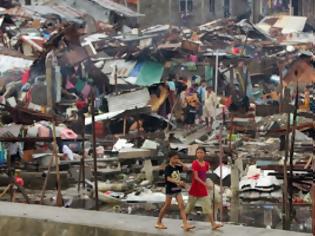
[{"x1": 0, "y1": 0, "x2": 313, "y2": 235}]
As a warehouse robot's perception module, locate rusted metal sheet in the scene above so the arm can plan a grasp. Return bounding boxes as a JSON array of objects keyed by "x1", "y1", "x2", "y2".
[
  {"x1": 181, "y1": 40, "x2": 200, "y2": 53},
  {"x1": 59, "y1": 46, "x2": 89, "y2": 66},
  {"x1": 283, "y1": 59, "x2": 315, "y2": 85}
]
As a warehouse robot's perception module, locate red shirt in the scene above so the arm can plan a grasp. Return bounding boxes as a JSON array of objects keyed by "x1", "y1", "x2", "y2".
[{"x1": 189, "y1": 160, "x2": 209, "y2": 197}]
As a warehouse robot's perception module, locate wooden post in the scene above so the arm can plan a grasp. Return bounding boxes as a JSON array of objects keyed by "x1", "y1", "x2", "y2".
[
  {"x1": 289, "y1": 85, "x2": 299, "y2": 219},
  {"x1": 78, "y1": 115, "x2": 86, "y2": 192},
  {"x1": 212, "y1": 169, "x2": 216, "y2": 220},
  {"x1": 312, "y1": 183, "x2": 315, "y2": 236},
  {"x1": 283, "y1": 112, "x2": 291, "y2": 230},
  {"x1": 278, "y1": 63, "x2": 284, "y2": 113},
  {"x1": 241, "y1": 33, "x2": 249, "y2": 57},
  {"x1": 230, "y1": 156, "x2": 240, "y2": 224},
  {"x1": 40, "y1": 148, "x2": 54, "y2": 204},
  {"x1": 136, "y1": 117, "x2": 141, "y2": 147},
  {"x1": 218, "y1": 111, "x2": 224, "y2": 222},
  {"x1": 52, "y1": 120, "x2": 63, "y2": 207},
  {"x1": 91, "y1": 93, "x2": 99, "y2": 210},
  {"x1": 78, "y1": 157, "x2": 82, "y2": 193},
  {"x1": 214, "y1": 51, "x2": 219, "y2": 96},
  {"x1": 312, "y1": 157, "x2": 315, "y2": 236},
  {"x1": 45, "y1": 52, "x2": 54, "y2": 112},
  {"x1": 7, "y1": 151, "x2": 13, "y2": 202},
  {"x1": 123, "y1": 116, "x2": 127, "y2": 136},
  {"x1": 114, "y1": 65, "x2": 118, "y2": 96},
  {"x1": 82, "y1": 115, "x2": 86, "y2": 189}
]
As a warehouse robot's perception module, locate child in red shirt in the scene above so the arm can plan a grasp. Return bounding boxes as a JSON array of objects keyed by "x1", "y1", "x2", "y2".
[{"x1": 185, "y1": 147, "x2": 223, "y2": 230}]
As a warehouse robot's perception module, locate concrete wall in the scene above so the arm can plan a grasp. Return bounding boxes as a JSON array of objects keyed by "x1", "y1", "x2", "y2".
[
  {"x1": 298, "y1": 0, "x2": 315, "y2": 18},
  {"x1": 0, "y1": 202, "x2": 310, "y2": 236},
  {"x1": 230, "y1": 0, "x2": 250, "y2": 18},
  {"x1": 138, "y1": 0, "x2": 225, "y2": 27}
]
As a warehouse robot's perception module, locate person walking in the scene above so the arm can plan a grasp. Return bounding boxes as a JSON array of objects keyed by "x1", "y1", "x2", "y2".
[
  {"x1": 203, "y1": 87, "x2": 217, "y2": 129},
  {"x1": 185, "y1": 147, "x2": 223, "y2": 230},
  {"x1": 155, "y1": 151, "x2": 194, "y2": 231}
]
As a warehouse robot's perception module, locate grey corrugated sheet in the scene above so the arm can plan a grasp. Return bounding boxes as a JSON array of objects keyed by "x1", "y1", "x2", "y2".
[
  {"x1": 89, "y1": 0, "x2": 144, "y2": 17},
  {"x1": 24, "y1": 4, "x2": 84, "y2": 20},
  {"x1": 107, "y1": 88, "x2": 150, "y2": 112}
]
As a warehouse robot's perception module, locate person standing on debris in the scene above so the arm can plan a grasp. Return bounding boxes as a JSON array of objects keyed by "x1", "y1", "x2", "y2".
[
  {"x1": 197, "y1": 81, "x2": 207, "y2": 123},
  {"x1": 155, "y1": 151, "x2": 194, "y2": 231},
  {"x1": 185, "y1": 147, "x2": 223, "y2": 230},
  {"x1": 184, "y1": 84, "x2": 200, "y2": 129},
  {"x1": 203, "y1": 87, "x2": 217, "y2": 130},
  {"x1": 167, "y1": 77, "x2": 177, "y2": 111}
]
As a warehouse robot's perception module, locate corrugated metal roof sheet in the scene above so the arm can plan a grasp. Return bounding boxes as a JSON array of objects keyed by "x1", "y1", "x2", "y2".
[
  {"x1": 24, "y1": 4, "x2": 85, "y2": 20},
  {"x1": 107, "y1": 88, "x2": 150, "y2": 112},
  {"x1": 0, "y1": 55, "x2": 33, "y2": 73},
  {"x1": 3, "y1": 7, "x2": 32, "y2": 18},
  {"x1": 89, "y1": 0, "x2": 144, "y2": 17}
]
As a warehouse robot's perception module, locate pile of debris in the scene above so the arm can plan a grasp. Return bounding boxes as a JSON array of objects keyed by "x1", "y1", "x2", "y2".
[{"x1": 0, "y1": 0, "x2": 313, "y2": 234}]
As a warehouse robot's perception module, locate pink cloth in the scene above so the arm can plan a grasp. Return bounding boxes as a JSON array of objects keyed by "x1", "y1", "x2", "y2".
[
  {"x1": 189, "y1": 55, "x2": 198, "y2": 62},
  {"x1": 81, "y1": 84, "x2": 91, "y2": 99},
  {"x1": 38, "y1": 125, "x2": 50, "y2": 138},
  {"x1": 61, "y1": 128, "x2": 78, "y2": 140},
  {"x1": 66, "y1": 80, "x2": 75, "y2": 90}
]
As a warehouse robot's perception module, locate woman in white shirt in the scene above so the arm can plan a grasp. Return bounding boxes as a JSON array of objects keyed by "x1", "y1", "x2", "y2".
[{"x1": 203, "y1": 87, "x2": 217, "y2": 129}]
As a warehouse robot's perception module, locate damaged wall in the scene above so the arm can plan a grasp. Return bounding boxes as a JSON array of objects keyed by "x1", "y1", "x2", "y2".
[
  {"x1": 297, "y1": 0, "x2": 315, "y2": 24},
  {"x1": 138, "y1": 0, "x2": 225, "y2": 27},
  {"x1": 137, "y1": 0, "x2": 253, "y2": 27},
  {"x1": 230, "y1": 0, "x2": 251, "y2": 19}
]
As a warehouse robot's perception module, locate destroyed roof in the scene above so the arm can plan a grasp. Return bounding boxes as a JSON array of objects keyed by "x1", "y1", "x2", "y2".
[
  {"x1": 24, "y1": 4, "x2": 85, "y2": 21},
  {"x1": 3, "y1": 4, "x2": 85, "y2": 21},
  {"x1": 89, "y1": 0, "x2": 144, "y2": 17},
  {"x1": 257, "y1": 15, "x2": 308, "y2": 35}
]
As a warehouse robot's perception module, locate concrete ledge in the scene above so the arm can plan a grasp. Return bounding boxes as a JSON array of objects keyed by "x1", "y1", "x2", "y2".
[{"x1": 0, "y1": 202, "x2": 310, "y2": 236}]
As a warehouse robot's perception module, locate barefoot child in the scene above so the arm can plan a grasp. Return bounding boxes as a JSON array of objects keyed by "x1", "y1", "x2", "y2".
[
  {"x1": 185, "y1": 147, "x2": 223, "y2": 230},
  {"x1": 155, "y1": 151, "x2": 194, "y2": 231}
]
